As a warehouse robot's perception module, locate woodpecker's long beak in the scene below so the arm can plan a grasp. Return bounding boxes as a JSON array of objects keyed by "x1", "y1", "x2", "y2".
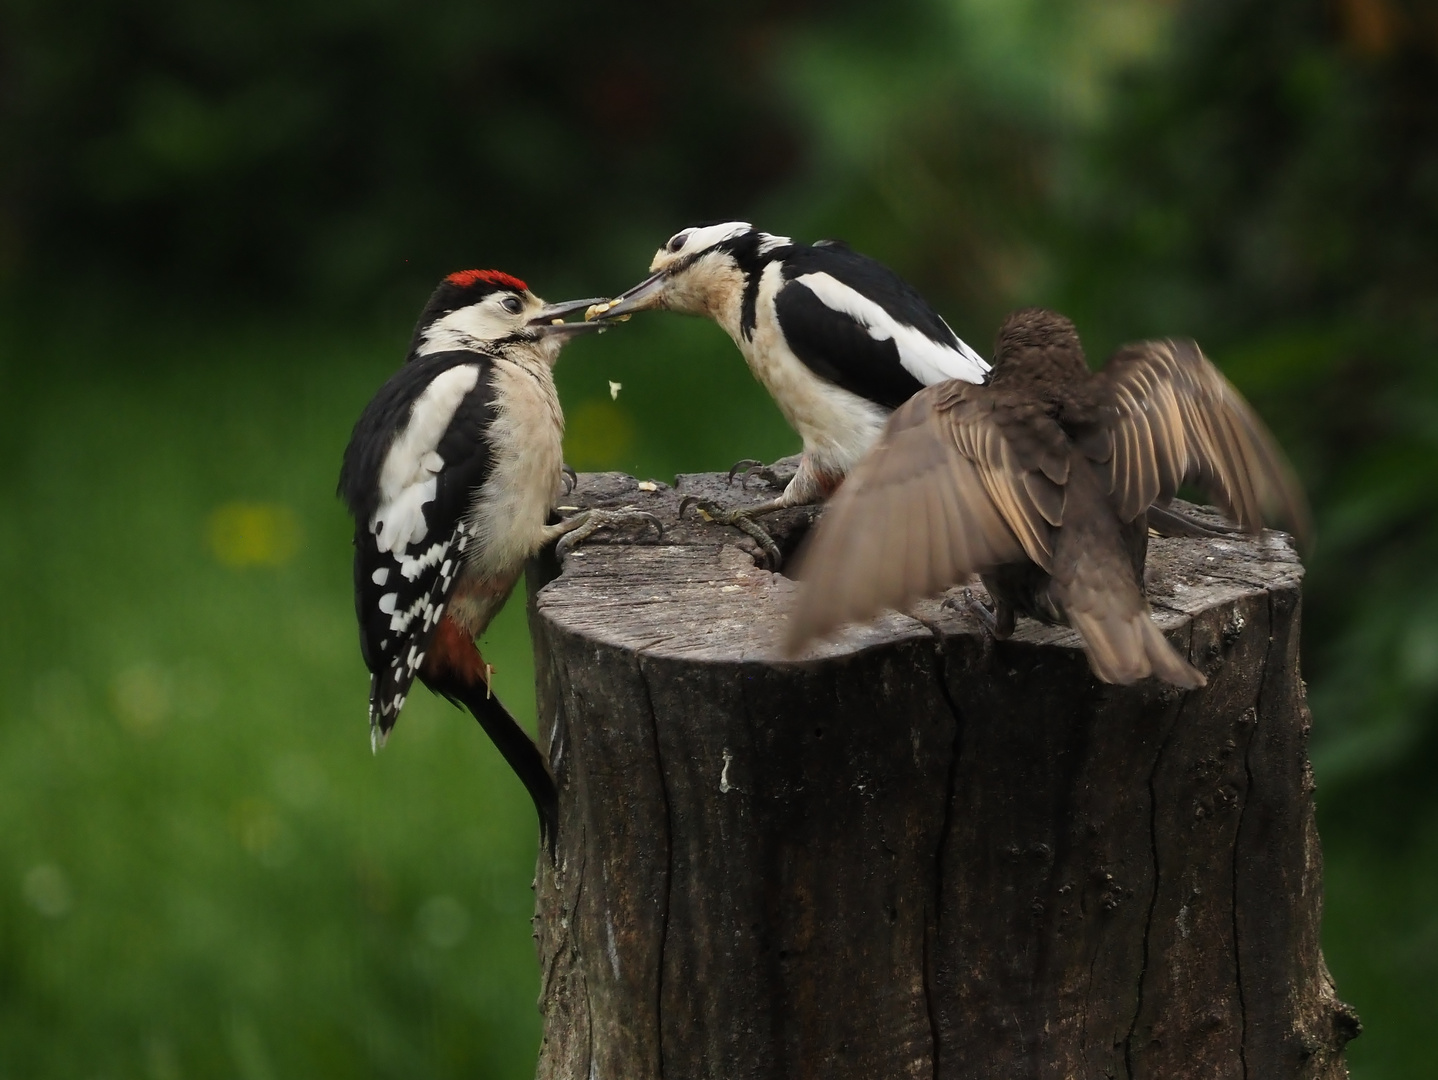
[
  {"x1": 585, "y1": 270, "x2": 668, "y2": 322},
  {"x1": 528, "y1": 296, "x2": 610, "y2": 338}
]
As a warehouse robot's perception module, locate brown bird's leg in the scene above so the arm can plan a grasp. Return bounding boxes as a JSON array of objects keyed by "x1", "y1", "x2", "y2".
[
  {"x1": 945, "y1": 586, "x2": 1016, "y2": 639},
  {"x1": 421, "y1": 617, "x2": 559, "y2": 854}
]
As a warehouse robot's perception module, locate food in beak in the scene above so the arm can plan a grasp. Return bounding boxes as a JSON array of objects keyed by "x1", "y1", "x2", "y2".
[{"x1": 585, "y1": 301, "x2": 630, "y2": 322}]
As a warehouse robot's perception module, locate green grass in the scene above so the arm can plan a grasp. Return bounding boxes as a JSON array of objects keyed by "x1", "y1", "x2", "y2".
[{"x1": 0, "y1": 310, "x2": 1432, "y2": 1077}]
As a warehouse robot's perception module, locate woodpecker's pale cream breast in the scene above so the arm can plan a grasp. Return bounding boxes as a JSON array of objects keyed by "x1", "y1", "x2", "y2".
[{"x1": 464, "y1": 351, "x2": 566, "y2": 580}]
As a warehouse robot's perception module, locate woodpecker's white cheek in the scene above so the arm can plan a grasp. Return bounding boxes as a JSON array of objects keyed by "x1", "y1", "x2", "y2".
[
  {"x1": 669, "y1": 254, "x2": 747, "y2": 334},
  {"x1": 417, "y1": 307, "x2": 515, "y2": 355},
  {"x1": 372, "y1": 364, "x2": 480, "y2": 552},
  {"x1": 792, "y1": 271, "x2": 989, "y2": 386}
]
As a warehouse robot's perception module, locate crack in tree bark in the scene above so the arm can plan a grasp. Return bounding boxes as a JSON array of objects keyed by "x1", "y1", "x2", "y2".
[
  {"x1": 634, "y1": 656, "x2": 672, "y2": 1080},
  {"x1": 1230, "y1": 593, "x2": 1277, "y2": 1080},
  {"x1": 925, "y1": 633, "x2": 966, "y2": 1080},
  {"x1": 1123, "y1": 693, "x2": 1188, "y2": 1079}
]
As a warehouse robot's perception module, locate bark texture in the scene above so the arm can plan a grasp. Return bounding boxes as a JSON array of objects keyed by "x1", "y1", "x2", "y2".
[{"x1": 525, "y1": 467, "x2": 1359, "y2": 1080}]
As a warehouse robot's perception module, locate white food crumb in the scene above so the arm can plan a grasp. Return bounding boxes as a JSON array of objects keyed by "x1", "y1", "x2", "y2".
[
  {"x1": 609, "y1": 380, "x2": 622, "y2": 400},
  {"x1": 637, "y1": 480, "x2": 657, "y2": 492}
]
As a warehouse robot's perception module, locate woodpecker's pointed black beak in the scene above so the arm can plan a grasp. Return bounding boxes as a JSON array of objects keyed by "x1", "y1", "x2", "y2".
[
  {"x1": 528, "y1": 296, "x2": 610, "y2": 338},
  {"x1": 585, "y1": 270, "x2": 667, "y2": 322}
]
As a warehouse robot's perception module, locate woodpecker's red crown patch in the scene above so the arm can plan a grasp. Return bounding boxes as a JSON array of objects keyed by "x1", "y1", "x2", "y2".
[{"x1": 445, "y1": 269, "x2": 528, "y2": 292}]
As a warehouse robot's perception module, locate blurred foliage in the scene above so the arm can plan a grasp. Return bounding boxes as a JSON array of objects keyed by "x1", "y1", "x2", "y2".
[
  {"x1": 2, "y1": 0, "x2": 1437, "y2": 1077},
  {"x1": 0, "y1": 0, "x2": 822, "y2": 307}
]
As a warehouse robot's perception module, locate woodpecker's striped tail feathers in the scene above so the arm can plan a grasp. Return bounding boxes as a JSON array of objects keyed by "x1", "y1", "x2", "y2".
[{"x1": 361, "y1": 517, "x2": 473, "y2": 749}]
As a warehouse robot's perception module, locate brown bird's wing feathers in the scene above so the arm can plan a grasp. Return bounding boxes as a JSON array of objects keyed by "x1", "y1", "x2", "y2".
[
  {"x1": 1093, "y1": 339, "x2": 1311, "y2": 546},
  {"x1": 786, "y1": 382, "x2": 1065, "y2": 652},
  {"x1": 787, "y1": 380, "x2": 1205, "y2": 688}
]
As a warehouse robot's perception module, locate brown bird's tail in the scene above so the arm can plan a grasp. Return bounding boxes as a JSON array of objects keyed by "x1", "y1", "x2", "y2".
[
  {"x1": 1064, "y1": 604, "x2": 1207, "y2": 689},
  {"x1": 1055, "y1": 468, "x2": 1207, "y2": 690}
]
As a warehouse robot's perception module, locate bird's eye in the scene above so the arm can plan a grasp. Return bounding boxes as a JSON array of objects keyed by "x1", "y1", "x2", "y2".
[
  {"x1": 501, "y1": 295, "x2": 523, "y2": 314},
  {"x1": 666, "y1": 232, "x2": 689, "y2": 253}
]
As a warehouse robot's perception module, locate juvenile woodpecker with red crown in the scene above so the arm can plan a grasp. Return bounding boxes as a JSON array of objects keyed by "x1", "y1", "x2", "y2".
[{"x1": 339, "y1": 269, "x2": 657, "y2": 845}]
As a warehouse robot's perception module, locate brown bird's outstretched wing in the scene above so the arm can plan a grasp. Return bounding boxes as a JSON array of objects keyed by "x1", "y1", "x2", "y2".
[
  {"x1": 1092, "y1": 339, "x2": 1311, "y2": 547},
  {"x1": 786, "y1": 381, "x2": 1068, "y2": 653}
]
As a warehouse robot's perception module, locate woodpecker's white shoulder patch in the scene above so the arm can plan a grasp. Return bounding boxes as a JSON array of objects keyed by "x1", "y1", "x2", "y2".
[
  {"x1": 793, "y1": 271, "x2": 989, "y2": 387},
  {"x1": 371, "y1": 364, "x2": 480, "y2": 552}
]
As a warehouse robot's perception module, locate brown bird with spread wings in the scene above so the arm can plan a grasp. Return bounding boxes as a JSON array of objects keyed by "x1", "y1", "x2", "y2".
[{"x1": 787, "y1": 308, "x2": 1310, "y2": 688}]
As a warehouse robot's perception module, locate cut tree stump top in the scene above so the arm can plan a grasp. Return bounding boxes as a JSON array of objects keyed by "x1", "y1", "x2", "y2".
[{"x1": 538, "y1": 465, "x2": 1304, "y2": 664}]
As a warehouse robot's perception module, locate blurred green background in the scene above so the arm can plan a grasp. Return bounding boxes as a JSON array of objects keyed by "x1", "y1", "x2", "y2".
[{"x1": 2, "y1": 0, "x2": 1435, "y2": 1075}]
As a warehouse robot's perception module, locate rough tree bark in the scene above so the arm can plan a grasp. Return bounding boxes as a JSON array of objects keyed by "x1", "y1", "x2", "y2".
[{"x1": 524, "y1": 467, "x2": 1359, "y2": 1080}]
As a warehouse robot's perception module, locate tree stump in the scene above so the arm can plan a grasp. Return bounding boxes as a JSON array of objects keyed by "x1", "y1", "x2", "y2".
[{"x1": 524, "y1": 466, "x2": 1359, "y2": 1080}]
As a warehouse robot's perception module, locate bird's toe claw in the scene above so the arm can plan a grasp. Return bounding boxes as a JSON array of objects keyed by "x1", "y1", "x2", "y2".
[
  {"x1": 679, "y1": 497, "x2": 783, "y2": 569},
  {"x1": 726, "y1": 459, "x2": 786, "y2": 492},
  {"x1": 946, "y1": 586, "x2": 1000, "y2": 636},
  {"x1": 726, "y1": 459, "x2": 766, "y2": 486},
  {"x1": 555, "y1": 506, "x2": 664, "y2": 563},
  {"x1": 561, "y1": 464, "x2": 578, "y2": 495}
]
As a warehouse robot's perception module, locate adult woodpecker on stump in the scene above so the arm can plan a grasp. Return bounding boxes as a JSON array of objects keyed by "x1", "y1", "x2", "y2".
[
  {"x1": 339, "y1": 269, "x2": 658, "y2": 845},
  {"x1": 788, "y1": 307, "x2": 1312, "y2": 687},
  {"x1": 587, "y1": 221, "x2": 990, "y2": 562},
  {"x1": 590, "y1": 221, "x2": 1242, "y2": 561}
]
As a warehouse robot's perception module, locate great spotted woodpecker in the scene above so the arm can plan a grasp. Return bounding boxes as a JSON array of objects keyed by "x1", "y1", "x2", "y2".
[
  {"x1": 339, "y1": 269, "x2": 657, "y2": 844},
  {"x1": 588, "y1": 221, "x2": 990, "y2": 561},
  {"x1": 787, "y1": 308, "x2": 1311, "y2": 687},
  {"x1": 590, "y1": 221, "x2": 1254, "y2": 561}
]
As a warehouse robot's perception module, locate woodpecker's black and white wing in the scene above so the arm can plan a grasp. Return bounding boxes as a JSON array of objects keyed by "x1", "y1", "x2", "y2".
[
  {"x1": 773, "y1": 243, "x2": 990, "y2": 408},
  {"x1": 339, "y1": 351, "x2": 497, "y2": 744}
]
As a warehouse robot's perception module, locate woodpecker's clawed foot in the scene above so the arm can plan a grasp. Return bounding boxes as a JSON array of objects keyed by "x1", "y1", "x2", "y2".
[
  {"x1": 561, "y1": 464, "x2": 578, "y2": 495},
  {"x1": 553, "y1": 506, "x2": 664, "y2": 562},
  {"x1": 727, "y1": 459, "x2": 787, "y2": 492},
  {"x1": 678, "y1": 496, "x2": 784, "y2": 569}
]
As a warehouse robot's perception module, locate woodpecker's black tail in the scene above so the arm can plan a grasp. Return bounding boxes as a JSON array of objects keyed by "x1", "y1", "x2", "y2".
[{"x1": 435, "y1": 678, "x2": 559, "y2": 855}]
